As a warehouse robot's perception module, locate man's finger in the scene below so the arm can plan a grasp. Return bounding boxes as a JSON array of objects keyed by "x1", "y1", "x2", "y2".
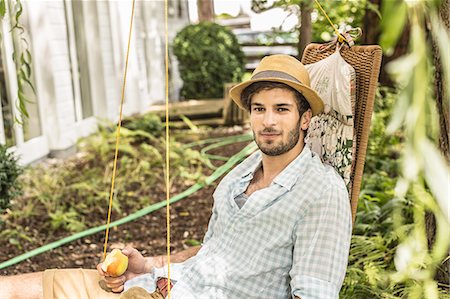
[
  {"x1": 104, "y1": 275, "x2": 125, "y2": 284},
  {"x1": 96, "y1": 263, "x2": 107, "y2": 276},
  {"x1": 111, "y1": 285, "x2": 124, "y2": 293},
  {"x1": 105, "y1": 276, "x2": 125, "y2": 290},
  {"x1": 121, "y1": 245, "x2": 134, "y2": 257},
  {"x1": 106, "y1": 281, "x2": 124, "y2": 290}
]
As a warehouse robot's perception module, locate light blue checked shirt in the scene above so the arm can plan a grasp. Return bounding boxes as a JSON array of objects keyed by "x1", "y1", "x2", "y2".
[{"x1": 126, "y1": 146, "x2": 352, "y2": 298}]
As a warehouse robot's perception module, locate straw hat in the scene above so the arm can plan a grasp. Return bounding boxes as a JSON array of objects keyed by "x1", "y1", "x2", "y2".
[{"x1": 229, "y1": 54, "x2": 324, "y2": 116}]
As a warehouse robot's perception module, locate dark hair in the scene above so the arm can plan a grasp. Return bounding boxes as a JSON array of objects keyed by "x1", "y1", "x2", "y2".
[{"x1": 240, "y1": 81, "x2": 311, "y2": 117}]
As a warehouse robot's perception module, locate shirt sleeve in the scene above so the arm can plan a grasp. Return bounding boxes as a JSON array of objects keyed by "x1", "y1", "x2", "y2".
[{"x1": 290, "y1": 182, "x2": 352, "y2": 299}]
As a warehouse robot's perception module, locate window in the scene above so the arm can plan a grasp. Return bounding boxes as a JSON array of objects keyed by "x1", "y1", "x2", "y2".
[
  {"x1": 64, "y1": 0, "x2": 93, "y2": 121},
  {"x1": 0, "y1": 53, "x2": 15, "y2": 147}
]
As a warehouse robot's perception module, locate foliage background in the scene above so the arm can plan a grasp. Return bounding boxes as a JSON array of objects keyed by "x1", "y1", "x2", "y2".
[
  {"x1": 0, "y1": 1, "x2": 448, "y2": 298},
  {"x1": 251, "y1": 0, "x2": 369, "y2": 43}
]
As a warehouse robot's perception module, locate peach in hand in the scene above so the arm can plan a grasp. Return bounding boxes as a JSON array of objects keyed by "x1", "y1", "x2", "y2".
[{"x1": 101, "y1": 249, "x2": 129, "y2": 277}]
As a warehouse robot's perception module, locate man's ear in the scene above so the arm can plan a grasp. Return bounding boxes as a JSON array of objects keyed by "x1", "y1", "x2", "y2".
[{"x1": 300, "y1": 108, "x2": 312, "y2": 131}]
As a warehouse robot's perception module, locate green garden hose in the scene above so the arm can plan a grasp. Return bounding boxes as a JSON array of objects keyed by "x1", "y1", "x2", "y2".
[
  {"x1": 182, "y1": 133, "x2": 252, "y2": 149},
  {"x1": 196, "y1": 133, "x2": 254, "y2": 169}
]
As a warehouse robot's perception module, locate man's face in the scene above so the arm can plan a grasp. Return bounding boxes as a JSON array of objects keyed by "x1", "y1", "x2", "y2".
[{"x1": 250, "y1": 88, "x2": 306, "y2": 156}]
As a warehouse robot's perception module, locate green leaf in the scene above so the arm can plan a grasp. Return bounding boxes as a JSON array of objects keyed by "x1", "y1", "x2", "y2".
[
  {"x1": 366, "y1": 1, "x2": 381, "y2": 19},
  {"x1": 25, "y1": 49, "x2": 32, "y2": 63},
  {"x1": 120, "y1": 127, "x2": 157, "y2": 141},
  {"x1": 8, "y1": 238, "x2": 20, "y2": 247},
  {"x1": 420, "y1": 140, "x2": 450, "y2": 222},
  {"x1": 379, "y1": 1, "x2": 408, "y2": 55},
  {"x1": 14, "y1": 0, "x2": 22, "y2": 23},
  {"x1": 179, "y1": 114, "x2": 199, "y2": 133},
  {"x1": 117, "y1": 144, "x2": 139, "y2": 157},
  {"x1": 20, "y1": 53, "x2": 31, "y2": 78},
  {"x1": 386, "y1": 54, "x2": 417, "y2": 133},
  {"x1": 184, "y1": 239, "x2": 202, "y2": 246},
  {"x1": 0, "y1": 0, "x2": 6, "y2": 18},
  {"x1": 17, "y1": 90, "x2": 29, "y2": 117},
  {"x1": 18, "y1": 68, "x2": 36, "y2": 94}
]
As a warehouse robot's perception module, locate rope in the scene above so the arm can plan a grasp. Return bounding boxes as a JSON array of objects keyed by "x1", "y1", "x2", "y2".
[
  {"x1": 102, "y1": 0, "x2": 136, "y2": 261},
  {"x1": 313, "y1": 0, "x2": 346, "y2": 43},
  {"x1": 164, "y1": 0, "x2": 172, "y2": 295}
]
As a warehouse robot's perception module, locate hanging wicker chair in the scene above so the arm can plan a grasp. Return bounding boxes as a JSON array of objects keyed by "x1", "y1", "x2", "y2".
[{"x1": 301, "y1": 43, "x2": 383, "y2": 224}]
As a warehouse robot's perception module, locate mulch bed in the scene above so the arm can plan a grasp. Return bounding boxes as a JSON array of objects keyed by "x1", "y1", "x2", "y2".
[{"x1": 1, "y1": 126, "x2": 252, "y2": 275}]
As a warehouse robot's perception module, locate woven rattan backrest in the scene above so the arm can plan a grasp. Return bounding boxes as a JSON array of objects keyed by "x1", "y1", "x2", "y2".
[{"x1": 301, "y1": 43, "x2": 382, "y2": 223}]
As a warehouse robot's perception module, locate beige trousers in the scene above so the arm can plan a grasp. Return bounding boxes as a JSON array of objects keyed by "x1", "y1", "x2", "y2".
[{"x1": 43, "y1": 269, "x2": 164, "y2": 299}]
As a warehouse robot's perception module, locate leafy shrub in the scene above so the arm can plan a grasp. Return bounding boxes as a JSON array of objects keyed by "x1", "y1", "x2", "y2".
[
  {"x1": 123, "y1": 113, "x2": 164, "y2": 137},
  {"x1": 173, "y1": 22, "x2": 245, "y2": 99},
  {"x1": 0, "y1": 144, "x2": 23, "y2": 212}
]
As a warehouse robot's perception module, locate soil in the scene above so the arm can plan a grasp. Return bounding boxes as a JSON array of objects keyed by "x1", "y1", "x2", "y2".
[{"x1": 0, "y1": 126, "x2": 252, "y2": 276}]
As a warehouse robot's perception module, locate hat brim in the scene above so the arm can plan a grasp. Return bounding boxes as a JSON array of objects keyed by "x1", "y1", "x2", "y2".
[{"x1": 229, "y1": 77, "x2": 324, "y2": 117}]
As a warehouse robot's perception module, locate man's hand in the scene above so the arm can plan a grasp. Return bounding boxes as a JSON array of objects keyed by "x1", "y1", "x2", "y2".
[
  {"x1": 97, "y1": 245, "x2": 201, "y2": 293},
  {"x1": 97, "y1": 246, "x2": 159, "y2": 293}
]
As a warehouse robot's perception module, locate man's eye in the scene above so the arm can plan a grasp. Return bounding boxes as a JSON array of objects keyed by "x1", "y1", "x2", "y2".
[
  {"x1": 277, "y1": 108, "x2": 289, "y2": 112},
  {"x1": 253, "y1": 107, "x2": 264, "y2": 112}
]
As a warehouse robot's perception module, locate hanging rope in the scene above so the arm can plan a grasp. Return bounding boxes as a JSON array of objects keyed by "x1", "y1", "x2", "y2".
[
  {"x1": 313, "y1": 0, "x2": 347, "y2": 43},
  {"x1": 102, "y1": 0, "x2": 136, "y2": 261},
  {"x1": 164, "y1": 0, "x2": 172, "y2": 295}
]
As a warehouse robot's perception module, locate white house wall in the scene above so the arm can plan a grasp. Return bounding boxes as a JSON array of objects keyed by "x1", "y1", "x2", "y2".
[
  {"x1": 96, "y1": 1, "x2": 120, "y2": 120},
  {"x1": 9, "y1": 0, "x2": 189, "y2": 164},
  {"x1": 136, "y1": 0, "x2": 189, "y2": 105},
  {"x1": 140, "y1": 0, "x2": 165, "y2": 105},
  {"x1": 114, "y1": 1, "x2": 143, "y2": 116},
  {"x1": 25, "y1": 1, "x2": 77, "y2": 152}
]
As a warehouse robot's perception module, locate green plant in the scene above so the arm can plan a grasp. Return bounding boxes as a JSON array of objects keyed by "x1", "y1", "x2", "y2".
[
  {"x1": 0, "y1": 0, "x2": 36, "y2": 123},
  {"x1": 173, "y1": 21, "x2": 245, "y2": 99},
  {"x1": 380, "y1": 1, "x2": 450, "y2": 297},
  {"x1": 0, "y1": 227, "x2": 32, "y2": 250},
  {"x1": 340, "y1": 85, "x2": 450, "y2": 298},
  {"x1": 0, "y1": 144, "x2": 23, "y2": 212},
  {"x1": 123, "y1": 113, "x2": 164, "y2": 137},
  {"x1": 49, "y1": 208, "x2": 86, "y2": 232}
]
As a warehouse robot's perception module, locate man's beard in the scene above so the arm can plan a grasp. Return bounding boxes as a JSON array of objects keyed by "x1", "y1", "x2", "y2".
[{"x1": 254, "y1": 122, "x2": 301, "y2": 156}]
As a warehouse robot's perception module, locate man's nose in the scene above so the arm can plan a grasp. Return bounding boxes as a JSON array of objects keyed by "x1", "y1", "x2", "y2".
[{"x1": 262, "y1": 110, "x2": 276, "y2": 127}]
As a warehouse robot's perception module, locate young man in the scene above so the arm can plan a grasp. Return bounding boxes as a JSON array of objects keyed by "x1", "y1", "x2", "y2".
[{"x1": 1, "y1": 54, "x2": 352, "y2": 299}]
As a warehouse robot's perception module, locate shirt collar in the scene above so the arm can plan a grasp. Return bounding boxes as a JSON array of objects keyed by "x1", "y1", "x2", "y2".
[
  {"x1": 239, "y1": 151, "x2": 262, "y2": 183},
  {"x1": 237, "y1": 146, "x2": 313, "y2": 190},
  {"x1": 272, "y1": 146, "x2": 311, "y2": 190}
]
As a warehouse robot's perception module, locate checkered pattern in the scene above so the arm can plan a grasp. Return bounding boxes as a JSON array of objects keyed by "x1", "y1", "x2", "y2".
[{"x1": 127, "y1": 147, "x2": 352, "y2": 298}]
